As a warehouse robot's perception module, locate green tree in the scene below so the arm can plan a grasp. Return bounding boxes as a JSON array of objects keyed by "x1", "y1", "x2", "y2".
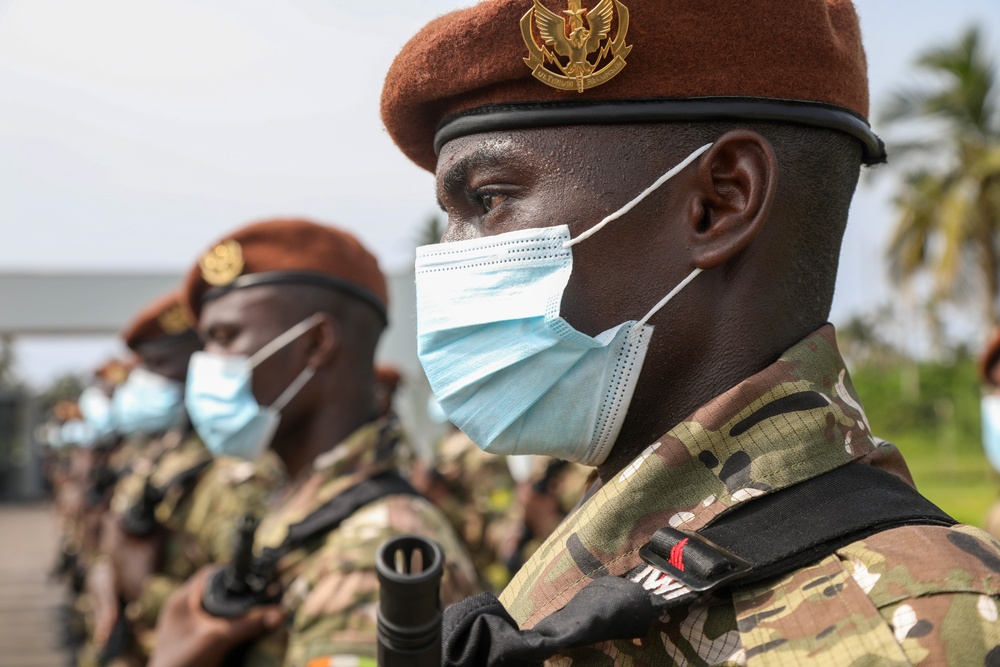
[
  {"x1": 881, "y1": 27, "x2": 1000, "y2": 324},
  {"x1": 0, "y1": 334, "x2": 24, "y2": 393},
  {"x1": 417, "y1": 214, "x2": 445, "y2": 248}
]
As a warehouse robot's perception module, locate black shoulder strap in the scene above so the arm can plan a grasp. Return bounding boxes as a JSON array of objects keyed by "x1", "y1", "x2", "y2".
[
  {"x1": 278, "y1": 471, "x2": 420, "y2": 554},
  {"x1": 121, "y1": 459, "x2": 214, "y2": 537},
  {"x1": 204, "y1": 471, "x2": 422, "y2": 619},
  {"x1": 441, "y1": 462, "x2": 957, "y2": 667},
  {"x1": 637, "y1": 462, "x2": 955, "y2": 601}
]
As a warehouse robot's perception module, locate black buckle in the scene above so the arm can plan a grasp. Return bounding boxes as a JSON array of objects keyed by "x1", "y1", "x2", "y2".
[{"x1": 638, "y1": 527, "x2": 752, "y2": 593}]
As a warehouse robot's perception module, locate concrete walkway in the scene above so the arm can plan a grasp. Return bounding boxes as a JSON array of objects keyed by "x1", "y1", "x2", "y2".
[{"x1": 0, "y1": 503, "x2": 70, "y2": 667}]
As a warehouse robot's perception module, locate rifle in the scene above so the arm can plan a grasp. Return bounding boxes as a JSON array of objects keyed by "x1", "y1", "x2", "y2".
[
  {"x1": 375, "y1": 535, "x2": 443, "y2": 667},
  {"x1": 201, "y1": 515, "x2": 275, "y2": 618},
  {"x1": 97, "y1": 603, "x2": 131, "y2": 667},
  {"x1": 120, "y1": 477, "x2": 164, "y2": 537},
  {"x1": 86, "y1": 465, "x2": 121, "y2": 508}
]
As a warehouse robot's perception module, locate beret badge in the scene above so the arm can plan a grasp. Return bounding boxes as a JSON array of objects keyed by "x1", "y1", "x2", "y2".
[
  {"x1": 199, "y1": 239, "x2": 244, "y2": 287},
  {"x1": 157, "y1": 303, "x2": 192, "y2": 335},
  {"x1": 520, "y1": 0, "x2": 631, "y2": 93}
]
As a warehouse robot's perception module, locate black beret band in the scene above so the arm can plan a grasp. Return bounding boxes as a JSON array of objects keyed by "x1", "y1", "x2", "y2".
[
  {"x1": 202, "y1": 271, "x2": 388, "y2": 325},
  {"x1": 434, "y1": 97, "x2": 887, "y2": 166}
]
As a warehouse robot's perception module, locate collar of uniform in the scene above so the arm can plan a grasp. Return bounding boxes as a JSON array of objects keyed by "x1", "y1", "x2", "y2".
[
  {"x1": 311, "y1": 418, "x2": 400, "y2": 480},
  {"x1": 499, "y1": 324, "x2": 906, "y2": 629},
  {"x1": 254, "y1": 419, "x2": 402, "y2": 551}
]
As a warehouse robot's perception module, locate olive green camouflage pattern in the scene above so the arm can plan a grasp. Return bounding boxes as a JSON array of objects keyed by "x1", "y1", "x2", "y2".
[
  {"x1": 241, "y1": 419, "x2": 479, "y2": 667},
  {"x1": 111, "y1": 431, "x2": 284, "y2": 647},
  {"x1": 432, "y1": 429, "x2": 520, "y2": 592},
  {"x1": 514, "y1": 456, "x2": 595, "y2": 568},
  {"x1": 500, "y1": 325, "x2": 1000, "y2": 665}
]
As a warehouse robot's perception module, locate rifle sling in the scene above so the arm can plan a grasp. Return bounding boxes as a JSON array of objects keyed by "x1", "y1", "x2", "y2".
[
  {"x1": 262, "y1": 471, "x2": 420, "y2": 564},
  {"x1": 441, "y1": 462, "x2": 957, "y2": 667}
]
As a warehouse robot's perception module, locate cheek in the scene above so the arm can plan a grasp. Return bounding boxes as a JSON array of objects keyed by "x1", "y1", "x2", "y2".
[{"x1": 249, "y1": 344, "x2": 307, "y2": 406}]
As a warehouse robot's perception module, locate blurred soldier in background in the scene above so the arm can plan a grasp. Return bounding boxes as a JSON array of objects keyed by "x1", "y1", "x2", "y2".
[
  {"x1": 82, "y1": 290, "x2": 283, "y2": 666},
  {"x1": 412, "y1": 423, "x2": 519, "y2": 593},
  {"x1": 980, "y1": 328, "x2": 1000, "y2": 539},
  {"x1": 505, "y1": 456, "x2": 594, "y2": 576},
  {"x1": 150, "y1": 219, "x2": 477, "y2": 667},
  {"x1": 412, "y1": 398, "x2": 593, "y2": 593}
]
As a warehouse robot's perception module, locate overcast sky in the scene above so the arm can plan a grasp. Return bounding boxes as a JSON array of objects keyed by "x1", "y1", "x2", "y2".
[{"x1": 2, "y1": 0, "x2": 999, "y2": 387}]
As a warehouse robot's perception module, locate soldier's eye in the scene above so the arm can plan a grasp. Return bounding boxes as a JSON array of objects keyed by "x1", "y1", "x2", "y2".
[{"x1": 477, "y1": 191, "x2": 509, "y2": 213}]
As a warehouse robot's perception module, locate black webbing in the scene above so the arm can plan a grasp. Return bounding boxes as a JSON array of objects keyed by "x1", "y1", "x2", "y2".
[
  {"x1": 442, "y1": 462, "x2": 957, "y2": 667},
  {"x1": 693, "y1": 462, "x2": 955, "y2": 585},
  {"x1": 271, "y1": 472, "x2": 420, "y2": 558},
  {"x1": 202, "y1": 471, "x2": 422, "y2": 620}
]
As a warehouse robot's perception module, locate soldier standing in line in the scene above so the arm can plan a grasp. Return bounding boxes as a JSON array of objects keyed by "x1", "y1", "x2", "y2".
[
  {"x1": 380, "y1": 0, "x2": 1000, "y2": 663},
  {"x1": 149, "y1": 219, "x2": 478, "y2": 667},
  {"x1": 979, "y1": 329, "x2": 1000, "y2": 539},
  {"x1": 84, "y1": 290, "x2": 283, "y2": 665},
  {"x1": 412, "y1": 425, "x2": 521, "y2": 593}
]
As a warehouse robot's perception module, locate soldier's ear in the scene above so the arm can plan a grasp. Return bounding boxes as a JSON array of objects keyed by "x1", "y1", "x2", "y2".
[
  {"x1": 684, "y1": 130, "x2": 777, "y2": 270},
  {"x1": 306, "y1": 314, "x2": 340, "y2": 369}
]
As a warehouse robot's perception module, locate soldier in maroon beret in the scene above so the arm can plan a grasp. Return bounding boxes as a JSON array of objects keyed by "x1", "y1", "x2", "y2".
[
  {"x1": 149, "y1": 219, "x2": 477, "y2": 667},
  {"x1": 381, "y1": 0, "x2": 1000, "y2": 663}
]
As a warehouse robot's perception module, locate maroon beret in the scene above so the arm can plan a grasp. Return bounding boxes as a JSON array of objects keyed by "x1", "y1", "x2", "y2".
[
  {"x1": 382, "y1": 0, "x2": 884, "y2": 172},
  {"x1": 121, "y1": 289, "x2": 195, "y2": 350},
  {"x1": 184, "y1": 218, "x2": 388, "y2": 322}
]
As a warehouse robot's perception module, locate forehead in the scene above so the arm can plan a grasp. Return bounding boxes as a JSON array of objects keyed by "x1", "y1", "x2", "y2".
[
  {"x1": 133, "y1": 334, "x2": 198, "y2": 363},
  {"x1": 198, "y1": 285, "x2": 291, "y2": 332},
  {"x1": 435, "y1": 123, "x2": 684, "y2": 182}
]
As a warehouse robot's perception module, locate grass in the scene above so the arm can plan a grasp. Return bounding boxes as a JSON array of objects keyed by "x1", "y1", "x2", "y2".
[{"x1": 849, "y1": 357, "x2": 998, "y2": 528}]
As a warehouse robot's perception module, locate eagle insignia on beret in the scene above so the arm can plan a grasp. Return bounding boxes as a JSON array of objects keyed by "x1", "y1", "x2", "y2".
[
  {"x1": 200, "y1": 239, "x2": 244, "y2": 287},
  {"x1": 521, "y1": 0, "x2": 631, "y2": 93},
  {"x1": 157, "y1": 303, "x2": 192, "y2": 335}
]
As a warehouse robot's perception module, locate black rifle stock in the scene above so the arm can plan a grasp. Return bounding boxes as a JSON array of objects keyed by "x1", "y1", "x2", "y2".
[
  {"x1": 375, "y1": 535, "x2": 443, "y2": 667},
  {"x1": 201, "y1": 515, "x2": 272, "y2": 618}
]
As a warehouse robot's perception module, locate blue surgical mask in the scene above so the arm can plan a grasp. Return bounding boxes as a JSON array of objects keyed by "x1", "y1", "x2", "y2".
[
  {"x1": 414, "y1": 143, "x2": 712, "y2": 466},
  {"x1": 61, "y1": 419, "x2": 98, "y2": 448},
  {"x1": 112, "y1": 367, "x2": 184, "y2": 436},
  {"x1": 185, "y1": 315, "x2": 319, "y2": 460},
  {"x1": 982, "y1": 394, "x2": 1000, "y2": 474},
  {"x1": 79, "y1": 385, "x2": 118, "y2": 441}
]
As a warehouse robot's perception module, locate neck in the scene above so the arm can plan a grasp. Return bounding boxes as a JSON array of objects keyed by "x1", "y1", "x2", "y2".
[
  {"x1": 597, "y1": 304, "x2": 823, "y2": 483},
  {"x1": 272, "y1": 392, "x2": 376, "y2": 480}
]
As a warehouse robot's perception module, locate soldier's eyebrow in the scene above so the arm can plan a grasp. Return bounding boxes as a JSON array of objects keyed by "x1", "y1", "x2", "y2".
[{"x1": 439, "y1": 145, "x2": 517, "y2": 201}]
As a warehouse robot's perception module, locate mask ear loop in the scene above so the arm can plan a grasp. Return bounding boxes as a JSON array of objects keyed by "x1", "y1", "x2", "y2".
[
  {"x1": 248, "y1": 313, "x2": 324, "y2": 412},
  {"x1": 249, "y1": 313, "x2": 324, "y2": 368},
  {"x1": 563, "y1": 143, "x2": 713, "y2": 249},
  {"x1": 268, "y1": 365, "x2": 317, "y2": 413},
  {"x1": 633, "y1": 268, "x2": 703, "y2": 332}
]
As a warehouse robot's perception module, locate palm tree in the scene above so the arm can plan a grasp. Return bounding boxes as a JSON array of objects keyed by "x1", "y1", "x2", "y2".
[{"x1": 881, "y1": 27, "x2": 1000, "y2": 324}]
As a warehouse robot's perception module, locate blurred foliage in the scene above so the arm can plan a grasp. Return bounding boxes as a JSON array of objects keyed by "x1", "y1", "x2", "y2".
[
  {"x1": 880, "y1": 27, "x2": 1000, "y2": 324},
  {"x1": 36, "y1": 373, "x2": 85, "y2": 417},
  {"x1": 847, "y1": 350, "x2": 997, "y2": 526},
  {"x1": 0, "y1": 334, "x2": 25, "y2": 394},
  {"x1": 417, "y1": 214, "x2": 445, "y2": 248}
]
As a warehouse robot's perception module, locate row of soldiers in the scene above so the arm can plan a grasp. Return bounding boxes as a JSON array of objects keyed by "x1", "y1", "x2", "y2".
[
  {"x1": 40, "y1": 217, "x2": 591, "y2": 667},
  {"x1": 37, "y1": 0, "x2": 1000, "y2": 662}
]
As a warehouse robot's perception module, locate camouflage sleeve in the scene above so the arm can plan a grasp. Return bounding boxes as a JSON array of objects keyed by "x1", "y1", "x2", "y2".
[
  {"x1": 880, "y1": 593, "x2": 1000, "y2": 665},
  {"x1": 186, "y1": 459, "x2": 281, "y2": 562},
  {"x1": 278, "y1": 495, "x2": 479, "y2": 667},
  {"x1": 128, "y1": 574, "x2": 182, "y2": 629}
]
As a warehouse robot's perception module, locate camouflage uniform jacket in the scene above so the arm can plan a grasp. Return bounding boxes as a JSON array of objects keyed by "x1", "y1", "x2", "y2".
[
  {"x1": 243, "y1": 419, "x2": 480, "y2": 667},
  {"x1": 111, "y1": 431, "x2": 284, "y2": 634},
  {"x1": 434, "y1": 429, "x2": 519, "y2": 592},
  {"x1": 499, "y1": 326, "x2": 1000, "y2": 666}
]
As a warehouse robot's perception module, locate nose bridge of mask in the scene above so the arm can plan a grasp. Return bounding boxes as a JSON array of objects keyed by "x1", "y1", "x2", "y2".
[{"x1": 247, "y1": 313, "x2": 322, "y2": 413}]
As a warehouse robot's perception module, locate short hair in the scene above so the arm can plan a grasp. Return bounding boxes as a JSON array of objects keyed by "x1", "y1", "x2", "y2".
[
  {"x1": 278, "y1": 284, "x2": 384, "y2": 363},
  {"x1": 634, "y1": 121, "x2": 863, "y2": 327}
]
